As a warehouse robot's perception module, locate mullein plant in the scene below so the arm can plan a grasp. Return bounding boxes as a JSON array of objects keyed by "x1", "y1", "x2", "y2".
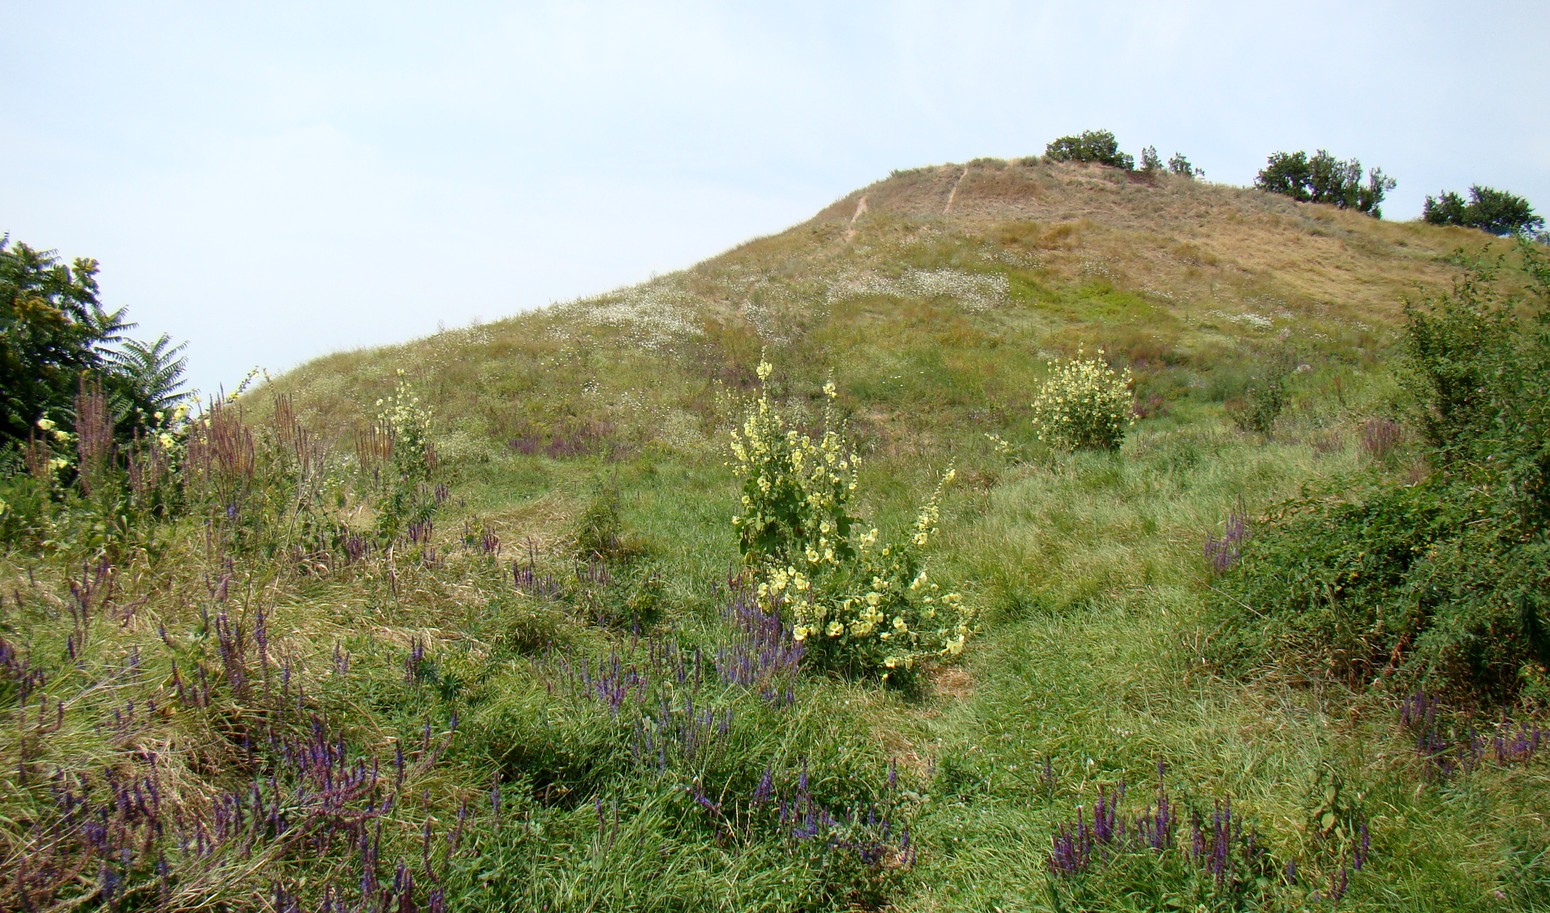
[
  {"x1": 729, "y1": 360, "x2": 971, "y2": 681},
  {"x1": 369, "y1": 371, "x2": 437, "y2": 542},
  {"x1": 1030, "y1": 346, "x2": 1135, "y2": 452}
]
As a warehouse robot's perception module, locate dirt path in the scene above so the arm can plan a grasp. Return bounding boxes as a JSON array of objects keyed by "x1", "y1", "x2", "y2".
[
  {"x1": 944, "y1": 166, "x2": 969, "y2": 215},
  {"x1": 845, "y1": 195, "x2": 869, "y2": 241}
]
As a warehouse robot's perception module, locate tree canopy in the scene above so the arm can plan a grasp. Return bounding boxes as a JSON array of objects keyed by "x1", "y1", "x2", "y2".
[
  {"x1": 1422, "y1": 185, "x2": 1544, "y2": 237},
  {"x1": 1045, "y1": 130, "x2": 1134, "y2": 171},
  {"x1": 1254, "y1": 150, "x2": 1395, "y2": 218},
  {"x1": 1, "y1": 234, "x2": 189, "y2": 446}
]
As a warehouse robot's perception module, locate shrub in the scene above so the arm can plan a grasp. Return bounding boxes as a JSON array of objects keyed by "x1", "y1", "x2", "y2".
[
  {"x1": 1140, "y1": 147, "x2": 1203, "y2": 180},
  {"x1": 1255, "y1": 150, "x2": 1395, "y2": 218},
  {"x1": 1226, "y1": 354, "x2": 1294, "y2": 436},
  {"x1": 1045, "y1": 130, "x2": 1135, "y2": 171},
  {"x1": 1213, "y1": 243, "x2": 1550, "y2": 700},
  {"x1": 1422, "y1": 185, "x2": 1544, "y2": 237},
  {"x1": 729, "y1": 361, "x2": 972, "y2": 680},
  {"x1": 1030, "y1": 348, "x2": 1135, "y2": 451}
]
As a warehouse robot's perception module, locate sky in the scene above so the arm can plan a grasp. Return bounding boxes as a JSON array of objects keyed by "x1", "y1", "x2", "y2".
[{"x1": 5, "y1": 1, "x2": 1548, "y2": 397}]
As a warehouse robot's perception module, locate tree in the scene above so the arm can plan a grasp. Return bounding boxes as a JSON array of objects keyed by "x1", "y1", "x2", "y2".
[
  {"x1": 1045, "y1": 130, "x2": 1135, "y2": 171},
  {"x1": 1255, "y1": 149, "x2": 1394, "y2": 217},
  {"x1": 0, "y1": 234, "x2": 189, "y2": 446},
  {"x1": 1140, "y1": 145, "x2": 1163, "y2": 174},
  {"x1": 1422, "y1": 185, "x2": 1544, "y2": 237},
  {"x1": 108, "y1": 334, "x2": 190, "y2": 416},
  {"x1": 1167, "y1": 152, "x2": 1202, "y2": 179}
]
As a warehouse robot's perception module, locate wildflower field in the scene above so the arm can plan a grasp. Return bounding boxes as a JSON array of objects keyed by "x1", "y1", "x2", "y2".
[{"x1": 3, "y1": 159, "x2": 1548, "y2": 910}]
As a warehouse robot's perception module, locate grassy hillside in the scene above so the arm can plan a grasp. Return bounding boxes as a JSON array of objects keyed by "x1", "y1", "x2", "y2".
[{"x1": 4, "y1": 160, "x2": 1546, "y2": 911}]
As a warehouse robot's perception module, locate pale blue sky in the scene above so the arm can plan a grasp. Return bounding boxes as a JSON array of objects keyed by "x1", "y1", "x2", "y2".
[{"x1": 6, "y1": 1, "x2": 1547, "y2": 396}]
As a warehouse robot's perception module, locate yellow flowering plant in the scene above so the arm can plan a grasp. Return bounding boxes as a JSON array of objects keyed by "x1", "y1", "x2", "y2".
[
  {"x1": 1030, "y1": 347, "x2": 1135, "y2": 451},
  {"x1": 372, "y1": 371, "x2": 437, "y2": 540},
  {"x1": 731, "y1": 360, "x2": 972, "y2": 680}
]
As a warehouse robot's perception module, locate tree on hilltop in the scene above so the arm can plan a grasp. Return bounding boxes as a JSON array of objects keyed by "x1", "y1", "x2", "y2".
[
  {"x1": 1045, "y1": 130, "x2": 1134, "y2": 171},
  {"x1": 1255, "y1": 149, "x2": 1394, "y2": 218},
  {"x1": 1423, "y1": 185, "x2": 1544, "y2": 237}
]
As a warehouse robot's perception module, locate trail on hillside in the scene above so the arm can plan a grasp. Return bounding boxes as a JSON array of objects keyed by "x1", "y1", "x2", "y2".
[
  {"x1": 845, "y1": 195, "x2": 869, "y2": 240},
  {"x1": 944, "y1": 166, "x2": 969, "y2": 215}
]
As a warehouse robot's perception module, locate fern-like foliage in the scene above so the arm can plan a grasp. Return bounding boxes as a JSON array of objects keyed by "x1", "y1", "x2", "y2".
[{"x1": 105, "y1": 333, "x2": 191, "y2": 415}]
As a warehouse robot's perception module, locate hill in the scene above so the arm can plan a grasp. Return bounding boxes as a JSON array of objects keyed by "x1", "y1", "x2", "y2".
[
  {"x1": 272, "y1": 158, "x2": 1484, "y2": 559},
  {"x1": 279, "y1": 158, "x2": 1472, "y2": 455},
  {"x1": 3, "y1": 160, "x2": 1545, "y2": 911}
]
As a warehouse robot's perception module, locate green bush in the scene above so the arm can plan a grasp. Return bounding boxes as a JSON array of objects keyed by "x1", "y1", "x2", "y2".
[
  {"x1": 1140, "y1": 145, "x2": 1163, "y2": 174},
  {"x1": 1030, "y1": 348, "x2": 1135, "y2": 451},
  {"x1": 1226, "y1": 352, "x2": 1295, "y2": 436},
  {"x1": 1168, "y1": 151, "x2": 1202, "y2": 179},
  {"x1": 1045, "y1": 130, "x2": 1135, "y2": 171},
  {"x1": 369, "y1": 371, "x2": 438, "y2": 541},
  {"x1": 1213, "y1": 244, "x2": 1550, "y2": 700}
]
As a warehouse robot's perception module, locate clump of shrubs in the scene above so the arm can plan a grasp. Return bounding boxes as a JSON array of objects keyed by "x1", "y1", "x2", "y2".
[
  {"x1": 1030, "y1": 348, "x2": 1135, "y2": 452},
  {"x1": 1423, "y1": 185, "x2": 1543, "y2": 237},
  {"x1": 1213, "y1": 243, "x2": 1550, "y2": 701},
  {"x1": 1254, "y1": 149, "x2": 1395, "y2": 218},
  {"x1": 369, "y1": 370, "x2": 438, "y2": 541},
  {"x1": 729, "y1": 361, "x2": 972, "y2": 681},
  {"x1": 1045, "y1": 130, "x2": 1134, "y2": 171},
  {"x1": 1226, "y1": 355, "x2": 1293, "y2": 436}
]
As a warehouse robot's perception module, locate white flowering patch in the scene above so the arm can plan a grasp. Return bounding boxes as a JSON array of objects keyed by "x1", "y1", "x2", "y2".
[
  {"x1": 1212, "y1": 310, "x2": 1274, "y2": 329},
  {"x1": 557, "y1": 278, "x2": 704, "y2": 349},
  {"x1": 826, "y1": 268, "x2": 1009, "y2": 312}
]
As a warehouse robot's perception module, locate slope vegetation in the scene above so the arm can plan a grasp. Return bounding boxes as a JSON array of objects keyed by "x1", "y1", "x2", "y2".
[{"x1": 4, "y1": 160, "x2": 1544, "y2": 911}]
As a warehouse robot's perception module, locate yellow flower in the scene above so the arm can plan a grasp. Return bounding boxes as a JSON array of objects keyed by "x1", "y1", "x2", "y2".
[{"x1": 827, "y1": 621, "x2": 844, "y2": 637}]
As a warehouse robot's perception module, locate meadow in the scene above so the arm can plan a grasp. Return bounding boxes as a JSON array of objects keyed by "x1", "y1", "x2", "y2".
[{"x1": 3, "y1": 159, "x2": 1546, "y2": 911}]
